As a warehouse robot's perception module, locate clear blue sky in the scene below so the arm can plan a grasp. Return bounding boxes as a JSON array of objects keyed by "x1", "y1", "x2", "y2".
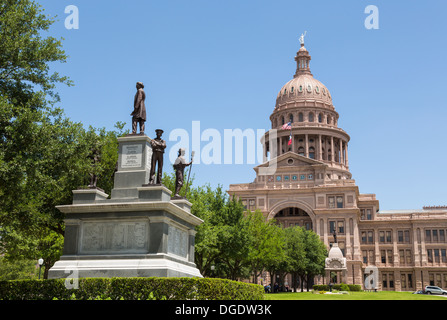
[{"x1": 37, "y1": 0, "x2": 446, "y2": 210}]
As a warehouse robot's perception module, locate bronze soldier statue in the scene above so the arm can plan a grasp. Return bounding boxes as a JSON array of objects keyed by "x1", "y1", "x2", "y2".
[
  {"x1": 149, "y1": 129, "x2": 166, "y2": 184},
  {"x1": 173, "y1": 148, "x2": 192, "y2": 198},
  {"x1": 87, "y1": 145, "x2": 102, "y2": 191},
  {"x1": 131, "y1": 82, "x2": 146, "y2": 134}
]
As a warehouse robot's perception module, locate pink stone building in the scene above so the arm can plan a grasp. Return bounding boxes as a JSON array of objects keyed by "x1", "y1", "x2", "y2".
[{"x1": 228, "y1": 40, "x2": 447, "y2": 291}]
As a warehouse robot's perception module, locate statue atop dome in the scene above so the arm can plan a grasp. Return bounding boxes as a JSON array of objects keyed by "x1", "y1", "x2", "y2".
[{"x1": 299, "y1": 31, "x2": 307, "y2": 45}]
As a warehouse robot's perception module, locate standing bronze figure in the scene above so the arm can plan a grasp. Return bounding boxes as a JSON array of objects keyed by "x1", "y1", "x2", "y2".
[
  {"x1": 87, "y1": 146, "x2": 101, "y2": 189},
  {"x1": 149, "y1": 129, "x2": 166, "y2": 185},
  {"x1": 173, "y1": 148, "x2": 192, "y2": 198},
  {"x1": 131, "y1": 82, "x2": 146, "y2": 134}
]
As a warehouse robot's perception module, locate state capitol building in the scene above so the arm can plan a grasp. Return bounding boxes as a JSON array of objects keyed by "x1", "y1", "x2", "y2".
[{"x1": 228, "y1": 38, "x2": 447, "y2": 291}]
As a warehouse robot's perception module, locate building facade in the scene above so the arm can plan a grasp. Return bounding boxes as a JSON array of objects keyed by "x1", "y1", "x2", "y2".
[{"x1": 228, "y1": 40, "x2": 447, "y2": 291}]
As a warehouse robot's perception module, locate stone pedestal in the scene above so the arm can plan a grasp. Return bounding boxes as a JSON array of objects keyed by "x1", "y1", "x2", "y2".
[{"x1": 48, "y1": 134, "x2": 203, "y2": 279}]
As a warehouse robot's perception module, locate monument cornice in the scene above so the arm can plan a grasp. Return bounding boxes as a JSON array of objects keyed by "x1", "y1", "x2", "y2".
[{"x1": 56, "y1": 201, "x2": 203, "y2": 226}]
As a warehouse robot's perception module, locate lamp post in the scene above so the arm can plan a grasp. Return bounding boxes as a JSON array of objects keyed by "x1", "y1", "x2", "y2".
[
  {"x1": 38, "y1": 258, "x2": 44, "y2": 280},
  {"x1": 211, "y1": 265, "x2": 215, "y2": 278}
]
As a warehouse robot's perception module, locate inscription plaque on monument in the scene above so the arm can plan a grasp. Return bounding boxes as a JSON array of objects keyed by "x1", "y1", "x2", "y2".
[
  {"x1": 80, "y1": 221, "x2": 147, "y2": 254},
  {"x1": 121, "y1": 144, "x2": 143, "y2": 168},
  {"x1": 167, "y1": 225, "x2": 188, "y2": 258}
]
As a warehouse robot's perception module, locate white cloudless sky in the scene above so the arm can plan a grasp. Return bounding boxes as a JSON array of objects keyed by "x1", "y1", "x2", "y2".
[{"x1": 37, "y1": 0, "x2": 447, "y2": 210}]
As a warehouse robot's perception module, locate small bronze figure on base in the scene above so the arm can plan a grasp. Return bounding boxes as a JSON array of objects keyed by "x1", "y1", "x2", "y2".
[
  {"x1": 149, "y1": 129, "x2": 166, "y2": 185},
  {"x1": 131, "y1": 82, "x2": 146, "y2": 134},
  {"x1": 173, "y1": 148, "x2": 192, "y2": 198}
]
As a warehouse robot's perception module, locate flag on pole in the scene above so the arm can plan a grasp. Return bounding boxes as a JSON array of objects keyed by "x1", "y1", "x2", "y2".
[
  {"x1": 282, "y1": 122, "x2": 291, "y2": 130},
  {"x1": 288, "y1": 133, "x2": 292, "y2": 146}
]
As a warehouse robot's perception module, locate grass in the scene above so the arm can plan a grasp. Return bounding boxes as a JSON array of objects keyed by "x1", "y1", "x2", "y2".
[{"x1": 264, "y1": 291, "x2": 447, "y2": 300}]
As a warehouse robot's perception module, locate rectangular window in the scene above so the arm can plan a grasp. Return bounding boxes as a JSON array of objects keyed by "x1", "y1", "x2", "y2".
[
  {"x1": 386, "y1": 231, "x2": 392, "y2": 243},
  {"x1": 406, "y1": 250, "x2": 412, "y2": 264},
  {"x1": 366, "y1": 209, "x2": 372, "y2": 220},
  {"x1": 434, "y1": 249, "x2": 440, "y2": 263},
  {"x1": 329, "y1": 221, "x2": 336, "y2": 234},
  {"x1": 336, "y1": 196, "x2": 344, "y2": 208},
  {"x1": 399, "y1": 250, "x2": 405, "y2": 265},
  {"x1": 433, "y1": 230, "x2": 438, "y2": 242},
  {"x1": 389, "y1": 274, "x2": 394, "y2": 288},
  {"x1": 427, "y1": 249, "x2": 433, "y2": 263},
  {"x1": 398, "y1": 231, "x2": 404, "y2": 243},
  {"x1": 369, "y1": 250, "x2": 375, "y2": 265},
  {"x1": 360, "y1": 209, "x2": 366, "y2": 220},
  {"x1": 408, "y1": 274, "x2": 413, "y2": 288},
  {"x1": 442, "y1": 249, "x2": 446, "y2": 263},
  {"x1": 440, "y1": 230, "x2": 445, "y2": 242},
  {"x1": 328, "y1": 196, "x2": 335, "y2": 208},
  {"x1": 379, "y1": 231, "x2": 385, "y2": 243},
  {"x1": 337, "y1": 221, "x2": 344, "y2": 234},
  {"x1": 361, "y1": 231, "x2": 367, "y2": 244},
  {"x1": 362, "y1": 250, "x2": 368, "y2": 264},
  {"x1": 404, "y1": 230, "x2": 410, "y2": 243},
  {"x1": 429, "y1": 273, "x2": 434, "y2": 286},
  {"x1": 339, "y1": 242, "x2": 345, "y2": 256},
  {"x1": 368, "y1": 231, "x2": 373, "y2": 243},
  {"x1": 401, "y1": 274, "x2": 406, "y2": 289},
  {"x1": 436, "y1": 274, "x2": 442, "y2": 287},
  {"x1": 387, "y1": 250, "x2": 393, "y2": 265},
  {"x1": 382, "y1": 274, "x2": 387, "y2": 288},
  {"x1": 426, "y1": 230, "x2": 431, "y2": 242},
  {"x1": 381, "y1": 250, "x2": 386, "y2": 263}
]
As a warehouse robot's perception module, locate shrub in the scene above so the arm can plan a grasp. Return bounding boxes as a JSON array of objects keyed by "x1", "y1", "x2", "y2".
[
  {"x1": 0, "y1": 277, "x2": 264, "y2": 300},
  {"x1": 313, "y1": 285, "x2": 329, "y2": 291},
  {"x1": 348, "y1": 284, "x2": 362, "y2": 291},
  {"x1": 313, "y1": 283, "x2": 361, "y2": 292}
]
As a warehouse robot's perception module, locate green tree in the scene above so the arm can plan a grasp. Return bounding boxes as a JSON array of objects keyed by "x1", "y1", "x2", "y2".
[
  {"x1": 0, "y1": 1, "x2": 125, "y2": 278},
  {"x1": 301, "y1": 229, "x2": 327, "y2": 291},
  {"x1": 245, "y1": 211, "x2": 286, "y2": 285},
  {"x1": 284, "y1": 226, "x2": 306, "y2": 291}
]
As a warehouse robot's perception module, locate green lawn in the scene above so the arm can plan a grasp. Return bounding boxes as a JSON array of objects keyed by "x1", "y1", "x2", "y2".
[{"x1": 264, "y1": 291, "x2": 447, "y2": 300}]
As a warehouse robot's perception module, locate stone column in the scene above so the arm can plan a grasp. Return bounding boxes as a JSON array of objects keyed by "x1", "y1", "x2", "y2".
[
  {"x1": 345, "y1": 218, "x2": 352, "y2": 259},
  {"x1": 352, "y1": 218, "x2": 361, "y2": 261},
  {"x1": 323, "y1": 217, "x2": 329, "y2": 247},
  {"x1": 330, "y1": 136, "x2": 334, "y2": 163},
  {"x1": 420, "y1": 228, "x2": 427, "y2": 266},
  {"x1": 318, "y1": 134, "x2": 323, "y2": 160},
  {"x1": 345, "y1": 143, "x2": 349, "y2": 167},
  {"x1": 374, "y1": 229, "x2": 380, "y2": 265},
  {"x1": 413, "y1": 228, "x2": 420, "y2": 267},
  {"x1": 292, "y1": 133, "x2": 296, "y2": 154},
  {"x1": 393, "y1": 229, "x2": 399, "y2": 266},
  {"x1": 305, "y1": 134, "x2": 309, "y2": 158},
  {"x1": 339, "y1": 138, "x2": 343, "y2": 165}
]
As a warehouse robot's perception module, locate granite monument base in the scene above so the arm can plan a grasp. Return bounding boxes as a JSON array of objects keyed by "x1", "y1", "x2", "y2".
[{"x1": 48, "y1": 134, "x2": 203, "y2": 279}]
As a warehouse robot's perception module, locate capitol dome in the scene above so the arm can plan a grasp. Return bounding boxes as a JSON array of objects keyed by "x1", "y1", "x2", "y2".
[
  {"x1": 266, "y1": 37, "x2": 351, "y2": 179},
  {"x1": 274, "y1": 43, "x2": 334, "y2": 112}
]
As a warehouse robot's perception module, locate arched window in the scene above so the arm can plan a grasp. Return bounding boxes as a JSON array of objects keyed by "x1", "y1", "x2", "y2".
[
  {"x1": 318, "y1": 113, "x2": 323, "y2": 123},
  {"x1": 289, "y1": 114, "x2": 293, "y2": 123},
  {"x1": 309, "y1": 147, "x2": 315, "y2": 159},
  {"x1": 298, "y1": 112, "x2": 303, "y2": 122},
  {"x1": 281, "y1": 116, "x2": 285, "y2": 125},
  {"x1": 298, "y1": 147, "x2": 304, "y2": 156},
  {"x1": 327, "y1": 115, "x2": 331, "y2": 125},
  {"x1": 308, "y1": 113, "x2": 314, "y2": 122}
]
